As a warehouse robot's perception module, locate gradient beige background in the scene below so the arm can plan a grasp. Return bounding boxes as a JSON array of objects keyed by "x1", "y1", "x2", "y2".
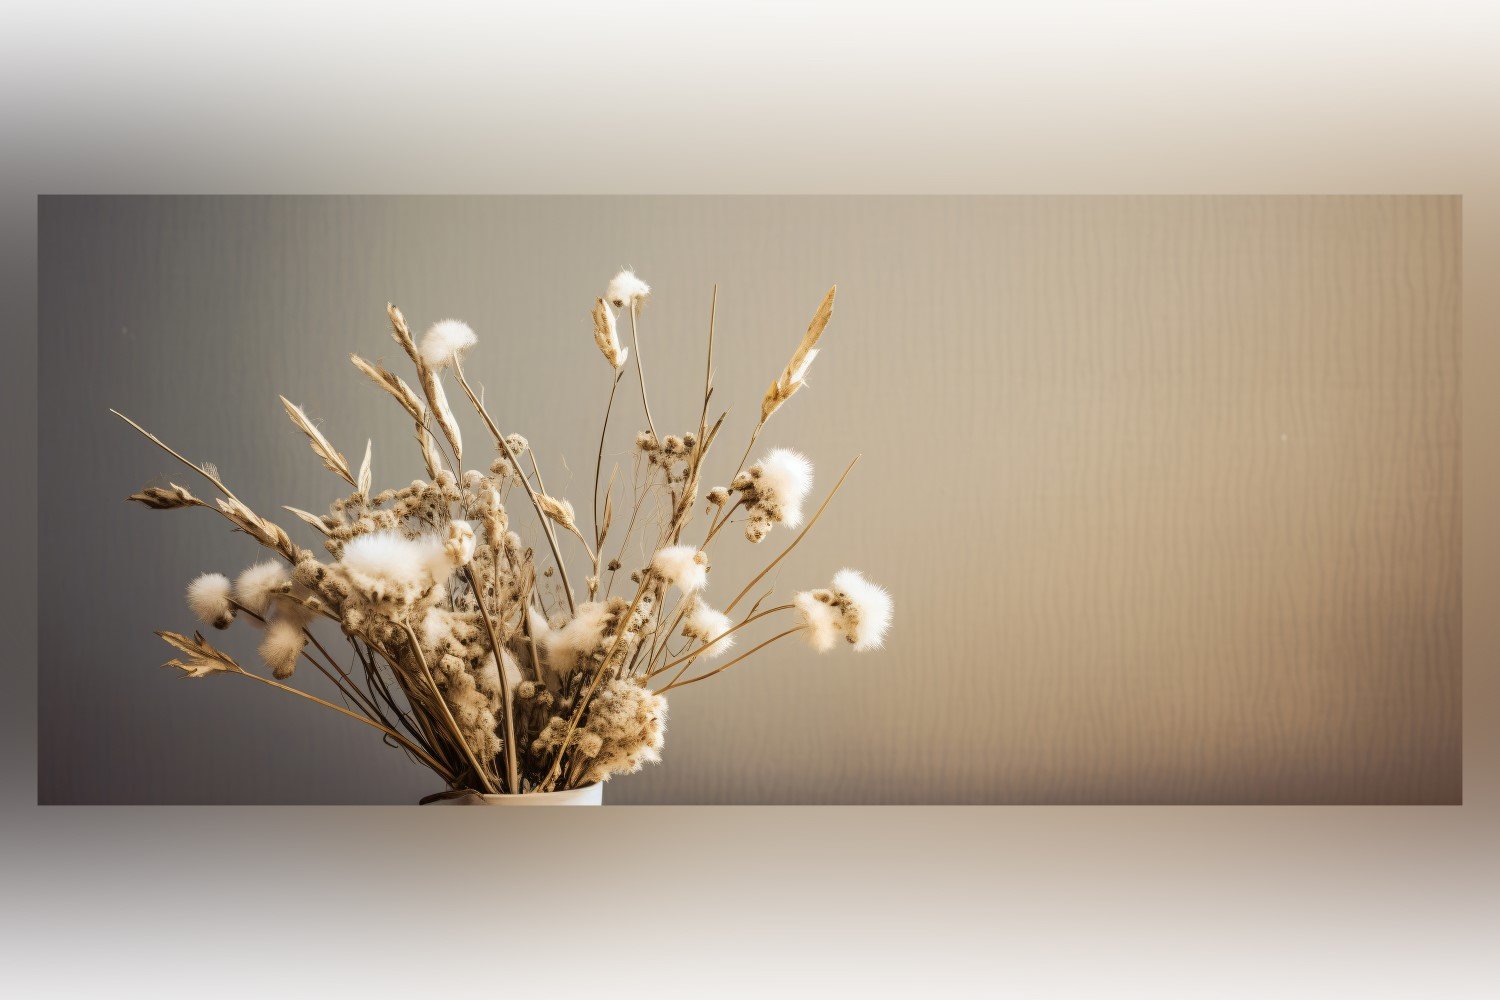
[
  {"x1": 5, "y1": 3, "x2": 1498, "y2": 996},
  {"x1": 38, "y1": 195, "x2": 1459, "y2": 804}
]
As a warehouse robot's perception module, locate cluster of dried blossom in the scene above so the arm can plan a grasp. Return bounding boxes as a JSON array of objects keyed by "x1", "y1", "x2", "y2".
[{"x1": 120, "y1": 271, "x2": 891, "y2": 795}]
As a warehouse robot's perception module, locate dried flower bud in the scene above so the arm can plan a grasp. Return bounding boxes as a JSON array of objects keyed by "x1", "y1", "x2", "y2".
[
  {"x1": 128, "y1": 483, "x2": 203, "y2": 510},
  {"x1": 186, "y1": 573, "x2": 235, "y2": 630},
  {"x1": 444, "y1": 520, "x2": 477, "y2": 567},
  {"x1": 706, "y1": 487, "x2": 729, "y2": 507}
]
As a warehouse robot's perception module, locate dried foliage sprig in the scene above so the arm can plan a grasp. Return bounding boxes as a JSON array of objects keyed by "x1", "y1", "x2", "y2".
[{"x1": 119, "y1": 272, "x2": 890, "y2": 796}]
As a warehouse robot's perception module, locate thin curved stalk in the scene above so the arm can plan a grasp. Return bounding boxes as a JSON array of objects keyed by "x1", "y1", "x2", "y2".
[
  {"x1": 111, "y1": 409, "x2": 240, "y2": 502},
  {"x1": 593, "y1": 370, "x2": 624, "y2": 547},
  {"x1": 654, "y1": 626, "x2": 808, "y2": 694},
  {"x1": 644, "y1": 603, "x2": 794, "y2": 681},
  {"x1": 451, "y1": 359, "x2": 576, "y2": 616},
  {"x1": 237, "y1": 668, "x2": 453, "y2": 781},
  {"x1": 628, "y1": 302, "x2": 658, "y2": 440}
]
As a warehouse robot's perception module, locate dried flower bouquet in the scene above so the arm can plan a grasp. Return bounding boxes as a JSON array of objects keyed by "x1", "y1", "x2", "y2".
[{"x1": 118, "y1": 273, "x2": 892, "y2": 797}]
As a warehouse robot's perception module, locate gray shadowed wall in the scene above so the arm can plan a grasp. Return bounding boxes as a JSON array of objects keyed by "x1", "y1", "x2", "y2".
[{"x1": 37, "y1": 196, "x2": 1460, "y2": 804}]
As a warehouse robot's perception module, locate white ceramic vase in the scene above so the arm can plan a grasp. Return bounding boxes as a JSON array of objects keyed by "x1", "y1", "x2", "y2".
[{"x1": 422, "y1": 783, "x2": 603, "y2": 806}]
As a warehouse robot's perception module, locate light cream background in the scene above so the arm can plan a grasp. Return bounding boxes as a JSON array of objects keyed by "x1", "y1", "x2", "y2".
[{"x1": 39, "y1": 196, "x2": 1459, "y2": 803}]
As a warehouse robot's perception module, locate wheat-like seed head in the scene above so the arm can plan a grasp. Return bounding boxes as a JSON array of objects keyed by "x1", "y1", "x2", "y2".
[
  {"x1": 216, "y1": 497, "x2": 302, "y2": 562},
  {"x1": 536, "y1": 493, "x2": 578, "y2": 532},
  {"x1": 279, "y1": 396, "x2": 356, "y2": 488},
  {"x1": 387, "y1": 302, "x2": 420, "y2": 366},
  {"x1": 351, "y1": 354, "x2": 427, "y2": 423},
  {"x1": 591, "y1": 298, "x2": 629, "y2": 369},
  {"x1": 759, "y1": 285, "x2": 835, "y2": 425}
]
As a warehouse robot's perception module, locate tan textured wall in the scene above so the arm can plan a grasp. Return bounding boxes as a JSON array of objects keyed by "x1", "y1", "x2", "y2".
[{"x1": 39, "y1": 196, "x2": 1460, "y2": 803}]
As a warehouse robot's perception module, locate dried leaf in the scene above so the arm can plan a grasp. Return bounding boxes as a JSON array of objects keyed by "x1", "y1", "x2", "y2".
[
  {"x1": 421, "y1": 370, "x2": 463, "y2": 463},
  {"x1": 357, "y1": 440, "x2": 372, "y2": 496},
  {"x1": 282, "y1": 505, "x2": 333, "y2": 536},
  {"x1": 600, "y1": 469, "x2": 616, "y2": 542},
  {"x1": 157, "y1": 630, "x2": 243, "y2": 678},
  {"x1": 280, "y1": 396, "x2": 357, "y2": 487},
  {"x1": 418, "y1": 422, "x2": 445, "y2": 478}
]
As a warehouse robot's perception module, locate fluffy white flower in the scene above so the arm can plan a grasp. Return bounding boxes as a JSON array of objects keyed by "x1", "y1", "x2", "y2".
[
  {"x1": 186, "y1": 572, "x2": 235, "y2": 629},
  {"x1": 794, "y1": 592, "x2": 840, "y2": 653},
  {"x1": 444, "y1": 520, "x2": 476, "y2": 568},
  {"x1": 832, "y1": 568, "x2": 893, "y2": 651},
  {"x1": 235, "y1": 561, "x2": 291, "y2": 616},
  {"x1": 651, "y1": 545, "x2": 708, "y2": 593},
  {"x1": 419, "y1": 319, "x2": 478, "y2": 370},
  {"x1": 754, "y1": 448, "x2": 813, "y2": 527},
  {"x1": 339, "y1": 531, "x2": 448, "y2": 606},
  {"x1": 545, "y1": 601, "x2": 612, "y2": 672},
  {"x1": 682, "y1": 600, "x2": 734, "y2": 658},
  {"x1": 607, "y1": 270, "x2": 651, "y2": 310},
  {"x1": 259, "y1": 618, "x2": 306, "y2": 679}
]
